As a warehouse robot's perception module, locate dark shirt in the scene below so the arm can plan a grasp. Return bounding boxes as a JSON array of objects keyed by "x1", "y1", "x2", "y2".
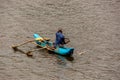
[{"x1": 55, "y1": 32, "x2": 65, "y2": 47}]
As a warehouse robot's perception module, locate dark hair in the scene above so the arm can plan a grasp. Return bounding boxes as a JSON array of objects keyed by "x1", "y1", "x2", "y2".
[{"x1": 58, "y1": 29, "x2": 62, "y2": 33}]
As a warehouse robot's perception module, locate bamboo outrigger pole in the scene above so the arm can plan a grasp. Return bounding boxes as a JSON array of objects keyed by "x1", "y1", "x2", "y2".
[
  {"x1": 12, "y1": 39, "x2": 35, "y2": 51},
  {"x1": 26, "y1": 47, "x2": 46, "y2": 54},
  {"x1": 11, "y1": 37, "x2": 51, "y2": 57}
]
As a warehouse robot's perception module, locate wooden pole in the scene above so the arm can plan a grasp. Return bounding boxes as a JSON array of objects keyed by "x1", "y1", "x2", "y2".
[
  {"x1": 26, "y1": 47, "x2": 46, "y2": 56},
  {"x1": 12, "y1": 39, "x2": 35, "y2": 50}
]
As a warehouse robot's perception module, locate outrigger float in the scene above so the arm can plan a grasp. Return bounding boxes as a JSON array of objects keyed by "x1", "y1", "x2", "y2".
[{"x1": 12, "y1": 34, "x2": 74, "y2": 57}]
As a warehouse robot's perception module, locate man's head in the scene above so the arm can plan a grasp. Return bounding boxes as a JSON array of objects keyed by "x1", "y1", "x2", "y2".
[{"x1": 58, "y1": 28, "x2": 63, "y2": 33}]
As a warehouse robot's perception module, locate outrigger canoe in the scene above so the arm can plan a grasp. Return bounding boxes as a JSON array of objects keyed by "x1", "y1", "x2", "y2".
[{"x1": 33, "y1": 34, "x2": 74, "y2": 56}]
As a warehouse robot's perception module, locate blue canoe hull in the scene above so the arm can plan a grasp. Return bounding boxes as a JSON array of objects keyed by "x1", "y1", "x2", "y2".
[{"x1": 33, "y1": 34, "x2": 74, "y2": 56}]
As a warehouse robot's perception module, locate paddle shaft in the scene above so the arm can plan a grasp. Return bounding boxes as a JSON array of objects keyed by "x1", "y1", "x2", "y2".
[{"x1": 64, "y1": 38, "x2": 70, "y2": 44}]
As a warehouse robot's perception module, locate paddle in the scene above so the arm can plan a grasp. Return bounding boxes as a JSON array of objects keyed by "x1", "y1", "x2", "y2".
[{"x1": 64, "y1": 38, "x2": 70, "y2": 44}]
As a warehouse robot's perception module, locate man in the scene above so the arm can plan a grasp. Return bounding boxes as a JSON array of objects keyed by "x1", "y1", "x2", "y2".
[{"x1": 55, "y1": 28, "x2": 70, "y2": 48}]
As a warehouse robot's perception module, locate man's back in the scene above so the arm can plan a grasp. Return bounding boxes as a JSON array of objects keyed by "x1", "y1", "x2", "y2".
[{"x1": 55, "y1": 32, "x2": 65, "y2": 46}]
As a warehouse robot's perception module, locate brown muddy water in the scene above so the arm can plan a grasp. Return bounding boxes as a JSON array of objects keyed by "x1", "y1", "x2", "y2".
[{"x1": 0, "y1": 0, "x2": 120, "y2": 80}]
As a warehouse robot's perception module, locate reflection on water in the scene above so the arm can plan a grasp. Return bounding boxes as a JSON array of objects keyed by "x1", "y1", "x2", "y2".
[
  {"x1": 57, "y1": 55, "x2": 74, "y2": 66},
  {"x1": 12, "y1": 47, "x2": 74, "y2": 65},
  {"x1": 47, "y1": 50, "x2": 75, "y2": 66},
  {"x1": 57, "y1": 55, "x2": 66, "y2": 65},
  {"x1": 65, "y1": 56, "x2": 74, "y2": 61}
]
